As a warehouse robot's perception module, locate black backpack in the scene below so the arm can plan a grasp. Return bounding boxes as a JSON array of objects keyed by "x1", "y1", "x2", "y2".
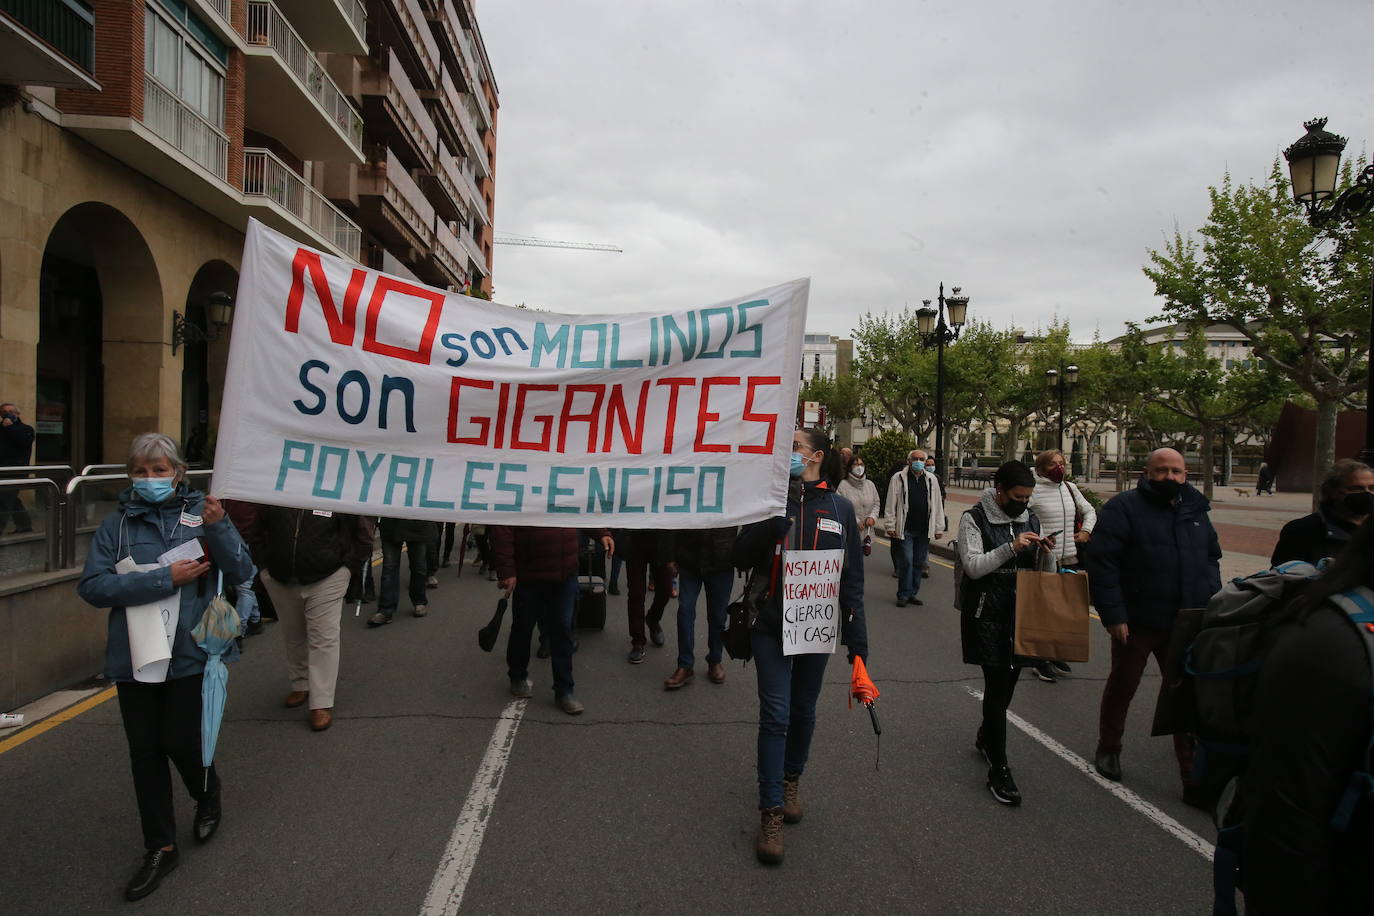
[{"x1": 1190, "y1": 567, "x2": 1374, "y2": 915}]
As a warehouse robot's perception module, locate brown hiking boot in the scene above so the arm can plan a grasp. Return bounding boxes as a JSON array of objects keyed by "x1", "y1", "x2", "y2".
[
  {"x1": 782, "y1": 776, "x2": 803, "y2": 823},
  {"x1": 663, "y1": 667, "x2": 694, "y2": 690},
  {"x1": 755, "y1": 806, "x2": 784, "y2": 864}
]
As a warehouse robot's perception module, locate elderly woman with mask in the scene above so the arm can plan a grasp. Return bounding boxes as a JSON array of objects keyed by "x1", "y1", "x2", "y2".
[
  {"x1": 78, "y1": 433, "x2": 254, "y2": 901},
  {"x1": 836, "y1": 453, "x2": 880, "y2": 555}
]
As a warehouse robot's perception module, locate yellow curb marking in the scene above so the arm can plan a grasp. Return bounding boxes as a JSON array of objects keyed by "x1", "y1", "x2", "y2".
[{"x1": 0, "y1": 687, "x2": 117, "y2": 756}]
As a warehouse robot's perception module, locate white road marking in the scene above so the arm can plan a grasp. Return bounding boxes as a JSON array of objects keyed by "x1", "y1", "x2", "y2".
[
  {"x1": 420, "y1": 698, "x2": 528, "y2": 915},
  {"x1": 965, "y1": 687, "x2": 1215, "y2": 860}
]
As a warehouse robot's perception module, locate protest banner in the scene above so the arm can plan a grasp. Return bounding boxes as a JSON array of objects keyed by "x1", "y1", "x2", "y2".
[
  {"x1": 212, "y1": 219, "x2": 809, "y2": 527},
  {"x1": 780, "y1": 548, "x2": 843, "y2": 656}
]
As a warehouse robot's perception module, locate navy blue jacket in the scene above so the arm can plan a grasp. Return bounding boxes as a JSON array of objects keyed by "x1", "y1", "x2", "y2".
[
  {"x1": 734, "y1": 479, "x2": 868, "y2": 661},
  {"x1": 78, "y1": 484, "x2": 255, "y2": 682},
  {"x1": 1084, "y1": 479, "x2": 1222, "y2": 631}
]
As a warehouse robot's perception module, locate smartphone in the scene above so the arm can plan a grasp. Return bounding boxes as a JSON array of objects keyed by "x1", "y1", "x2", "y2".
[{"x1": 1044, "y1": 530, "x2": 1063, "y2": 541}]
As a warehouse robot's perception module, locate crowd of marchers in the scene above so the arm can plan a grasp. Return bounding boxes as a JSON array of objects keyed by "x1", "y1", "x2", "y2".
[{"x1": 53, "y1": 423, "x2": 1374, "y2": 911}]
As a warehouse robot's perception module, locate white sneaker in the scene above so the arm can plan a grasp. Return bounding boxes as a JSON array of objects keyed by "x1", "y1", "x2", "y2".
[{"x1": 0, "y1": 713, "x2": 24, "y2": 728}]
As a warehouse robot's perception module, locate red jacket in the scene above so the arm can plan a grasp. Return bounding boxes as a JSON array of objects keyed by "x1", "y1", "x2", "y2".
[{"x1": 488, "y1": 526, "x2": 611, "y2": 582}]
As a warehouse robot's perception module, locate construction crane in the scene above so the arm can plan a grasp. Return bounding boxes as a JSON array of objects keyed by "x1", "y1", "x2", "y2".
[{"x1": 493, "y1": 234, "x2": 622, "y2": 252}]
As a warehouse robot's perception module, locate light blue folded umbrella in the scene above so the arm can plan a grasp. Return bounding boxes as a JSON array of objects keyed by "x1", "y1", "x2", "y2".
[{"x1": 191, "y1": 574, "x2": 241, "y2": 791}]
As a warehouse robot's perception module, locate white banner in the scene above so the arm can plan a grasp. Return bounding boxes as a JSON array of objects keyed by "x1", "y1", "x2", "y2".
[
  {"x1": 212, "y1": 220, "x2": 809, "y2": 527},
  {"x1": 781, "y1": 548, "x2": 843, "y2": 656}
]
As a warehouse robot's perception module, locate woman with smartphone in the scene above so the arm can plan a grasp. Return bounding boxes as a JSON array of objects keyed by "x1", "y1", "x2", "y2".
[{"x1": 956, "y1": 460, "x2": 1055, "y2": 806}]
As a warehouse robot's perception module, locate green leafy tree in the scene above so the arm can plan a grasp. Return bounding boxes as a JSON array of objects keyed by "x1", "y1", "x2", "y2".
[
  {"x1": 1143, "y1": 163, "x2": 1373, "y2": 502},
  {"x1": 798, "y1": 373, "x2": 866, "y2": 442},
  {"x1": 1136, "y1": 325, "x2": 1277, "y2": 498},
  {"x1": 850, "y1": 309, "x2": 937, "y2": 439}
]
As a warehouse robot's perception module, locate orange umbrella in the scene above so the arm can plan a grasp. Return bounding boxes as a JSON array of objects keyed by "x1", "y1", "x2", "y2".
[{"x1": 850, "y1": 655, "x2": 880, "y2": 707}]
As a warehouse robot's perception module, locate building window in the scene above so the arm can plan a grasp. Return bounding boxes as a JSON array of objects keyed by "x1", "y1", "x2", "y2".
[{"x1": 145, "y1": 4, "x2": 225, "y2": 127}]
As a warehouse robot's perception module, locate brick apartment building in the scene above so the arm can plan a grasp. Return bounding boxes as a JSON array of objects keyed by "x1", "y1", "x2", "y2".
[{"x1": 0, "y1": 0, "x2": 497, "y2": 467}]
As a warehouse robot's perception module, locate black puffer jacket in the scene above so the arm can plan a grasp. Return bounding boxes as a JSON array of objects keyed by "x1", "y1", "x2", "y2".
[
  {"x1": 1084, "y1": 479, "x2": 1222, "y2": 631},
  {"x1": 733, "y1": 479, "x2": 867, "y2": 661},
  {"x1": 673, "y1": 526, "x2": 737, "y2": 576},
  {"x1": 250, "y1": 505, "x2": 374, "y2": 585}
]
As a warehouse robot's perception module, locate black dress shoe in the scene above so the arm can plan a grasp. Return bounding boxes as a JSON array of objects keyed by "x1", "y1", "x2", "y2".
[
  {"x1": 126, "y1": 847, "x2": 179, "y2": 901},
  {"x1": 194, "y1": 790, "x2": 222, "y2": 843},
  {"x1": 1094, "y1": 748, "x2": 1123, "y2": 781}
]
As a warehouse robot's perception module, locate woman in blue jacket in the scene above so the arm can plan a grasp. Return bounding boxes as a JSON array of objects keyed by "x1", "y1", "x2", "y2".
[
  {"x1": 77, "y1": 433, "x2": 254, "y2": 902},
  {"x1": 734, "y1": 427, "x2": 867, "y2": 865}
]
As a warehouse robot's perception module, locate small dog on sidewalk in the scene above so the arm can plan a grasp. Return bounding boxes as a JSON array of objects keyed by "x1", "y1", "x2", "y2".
[{"x1": 1233, "y1": 488, "x2": 1252, "y2": 498}]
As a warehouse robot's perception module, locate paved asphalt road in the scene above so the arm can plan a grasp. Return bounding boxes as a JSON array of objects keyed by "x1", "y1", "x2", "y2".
[{"x1": 1, "y1": 546, "x2": 1218, "y2": 914}]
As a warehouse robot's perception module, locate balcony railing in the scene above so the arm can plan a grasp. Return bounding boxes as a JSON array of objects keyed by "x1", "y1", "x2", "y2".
[
  {"x1": 460, "y1": 226, "x2": 485, "y2": 273},
  {"x1": 431, "y1": 220, "x2": 465, "y2": 285},
  {"x1": 245, "y1": 0, "x2": 364, "y2": 152},
  {"x1": 203, "y1": 0, "x2": 229, "y2": 20},
  {"x1": 141, "y1": 75, "x2": 229, "y2": 180},
  {"x1": 243, "y1": 147, "x2": 362, "y2": 260},
  {"x1": 455, "y1": 158, "x2": 485, "y2": 219},
  {"x1": 385, "y1": 51, "x2": 437, "y2": 167},
  {"x1": 388, "y1": 0, "x2": 440, "y2": 91},
  {"x1": 1, "y1": 0, "x2": 96, "y2": 73},
  {"x1": 457, "y1": 29, "x2": 490, "y2": 124},
  {"x1": 342, "y1": 0, "x2": 365, "y2": 42}
]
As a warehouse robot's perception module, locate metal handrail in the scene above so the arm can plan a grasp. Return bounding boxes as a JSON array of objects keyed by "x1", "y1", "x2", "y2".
[
  {"x1": 79, "y1": 463, "x2": 124, "y2": 476},
  {"x1": 0, "y1": 478, "x2": 62, "y2": 570},
  {"x1": 59, "y1": 470, "x2": 215, "y2": 568}
]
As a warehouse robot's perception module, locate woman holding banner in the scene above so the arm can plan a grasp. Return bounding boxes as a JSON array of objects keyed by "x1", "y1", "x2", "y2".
[
  {"x1": 77, "y1": 433, "x2": 255, "y2": 901},
  {"x1": 733, "y1": 427, "x2": 867, "y2": 865},
  {"x1": 956, "y1": 460, "x2": 1055, "y2": 807}
]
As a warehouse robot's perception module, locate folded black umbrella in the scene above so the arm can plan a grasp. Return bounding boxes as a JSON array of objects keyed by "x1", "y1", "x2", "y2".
[{"x1": 477, "y1": 597, "x2": 508, "y2": 652}]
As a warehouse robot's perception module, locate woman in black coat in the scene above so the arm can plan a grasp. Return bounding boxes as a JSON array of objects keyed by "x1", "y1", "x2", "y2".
[{"x1": 1270, "y1": 460, "x2": 1373, "y2": 567}]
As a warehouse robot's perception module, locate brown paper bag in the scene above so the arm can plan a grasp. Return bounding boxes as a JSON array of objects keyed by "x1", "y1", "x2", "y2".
[{"x1": 1013, "y1": 570, "x2": 1091, "y2": 662}]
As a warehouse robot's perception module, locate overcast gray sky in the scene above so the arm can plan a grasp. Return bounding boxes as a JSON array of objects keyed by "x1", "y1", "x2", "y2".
[{"x1": 479, "y1": 0, "x2": 1371, "y2": 342}]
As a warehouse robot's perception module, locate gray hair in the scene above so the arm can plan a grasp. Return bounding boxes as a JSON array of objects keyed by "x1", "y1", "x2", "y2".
[
  {"x1": 1320, "y1": 459, "x2": 1373, "y2": 507},
  {"x1": 126, "y1": 433, "x2": 188, "y2": 475}
]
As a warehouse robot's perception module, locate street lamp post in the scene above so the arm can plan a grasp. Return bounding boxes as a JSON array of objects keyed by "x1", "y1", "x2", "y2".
[
  {"x1": 1045, "y1": 364, "x2": 1080, "y2": 450},
  {"x1": 915, "y1": 283, "x2": 969, "y2": 480},
  {"x1": 1282, "y1": 117, "x2": 1374, "y2": 464}
]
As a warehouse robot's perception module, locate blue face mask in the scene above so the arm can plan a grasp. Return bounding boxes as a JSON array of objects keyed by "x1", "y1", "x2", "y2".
[
  {"x1": 790, "y1": 453, "x2": 806, "y2": 477},
  {"x1": 132, "y1": 477, "x2": 176, "y2": 503}
]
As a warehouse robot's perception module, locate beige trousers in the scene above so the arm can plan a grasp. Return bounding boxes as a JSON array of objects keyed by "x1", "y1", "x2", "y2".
[{"x1": 262, "y1": 567, "x2": 350, "y2": 710}]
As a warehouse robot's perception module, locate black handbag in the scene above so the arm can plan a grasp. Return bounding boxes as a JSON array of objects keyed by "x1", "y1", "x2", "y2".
[{"x1": 723, "y1": 571, "x2": 763, "y2": 662}]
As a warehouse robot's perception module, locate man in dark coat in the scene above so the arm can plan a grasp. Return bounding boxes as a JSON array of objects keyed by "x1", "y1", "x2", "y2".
[
  {"x1": 1084, "y1": 448, "x2": 1222, "y2": 789},
  {"x1": 367, "y1": 517, "x2": 438, "y2": 626},
  {"x1": 0, "y1": 402, "x2": 36, "y2": 534},
  {"x1": 490, "y1": 526, "x2": 613, "y2": 715}
]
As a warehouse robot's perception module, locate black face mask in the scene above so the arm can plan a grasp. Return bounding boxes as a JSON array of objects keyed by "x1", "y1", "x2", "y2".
[
  {"x1": 1002, "y1": 498, "x2": 1029, "y2": 518},
  {"x1": 1343, "y1": 491, "x2": 1374, "y2": 517},
  {"x1": 1147, "y1": 478, "x2": 1184, "y2": 502}
]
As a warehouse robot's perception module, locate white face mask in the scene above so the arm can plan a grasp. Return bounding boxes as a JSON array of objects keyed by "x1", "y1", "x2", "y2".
[{"x1": 851, "y1": 466, "x2": 865, "y2": 478}]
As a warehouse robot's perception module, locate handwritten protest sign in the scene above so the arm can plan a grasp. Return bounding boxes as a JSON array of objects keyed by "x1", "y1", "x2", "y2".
[
  {"x1": 212, "y1": 220, "x2": 808, "y2": 526},
  {"x1": 781, "y1": 549, "x2": 843, "y2": 656}
]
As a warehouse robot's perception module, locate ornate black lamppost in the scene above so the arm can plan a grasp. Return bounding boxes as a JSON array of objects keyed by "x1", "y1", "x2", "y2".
[
  {"x1": 1283, "y1": 117, "x2": 1374, "y2": 464},
  {"x1": 1045, "y1": 364, "x2": 1080, "y2": 449},
  {"x1": 915, "y1": 284, "x2": 969, "y2": 479}
]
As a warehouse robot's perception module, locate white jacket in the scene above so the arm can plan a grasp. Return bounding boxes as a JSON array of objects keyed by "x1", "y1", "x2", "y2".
[
  {"x1": 837, "y1": 475, "x2": 880, "y2": 529},
  {"x1": 1028, "y1": 474, "x2": 1096, "y2": 566},
  {"x1": 881, "y1": 467, "x2": 946, "y2": 541}
]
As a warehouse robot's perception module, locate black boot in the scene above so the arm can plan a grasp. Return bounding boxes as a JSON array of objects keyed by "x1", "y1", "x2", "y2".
[{"x1": 126, "y1": 847, "x2": 179, "y2": 901}]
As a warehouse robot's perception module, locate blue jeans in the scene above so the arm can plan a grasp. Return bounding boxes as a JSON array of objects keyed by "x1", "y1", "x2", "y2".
[
  {"x1": 752, "y1": 630, "x2": 831, "y2": 809},
  {"x1": 895, "y1": 534, "x2": 929, "y2": 601},
  {"x1": 507, "y1": 576, "x2": 578, "y2": 697},
  {"x1": 675, "y1": 568, "x2": 732, "y2": 669},
  {"x1": 379, "y1": 538, "x2": 430, "y2": 616}
]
